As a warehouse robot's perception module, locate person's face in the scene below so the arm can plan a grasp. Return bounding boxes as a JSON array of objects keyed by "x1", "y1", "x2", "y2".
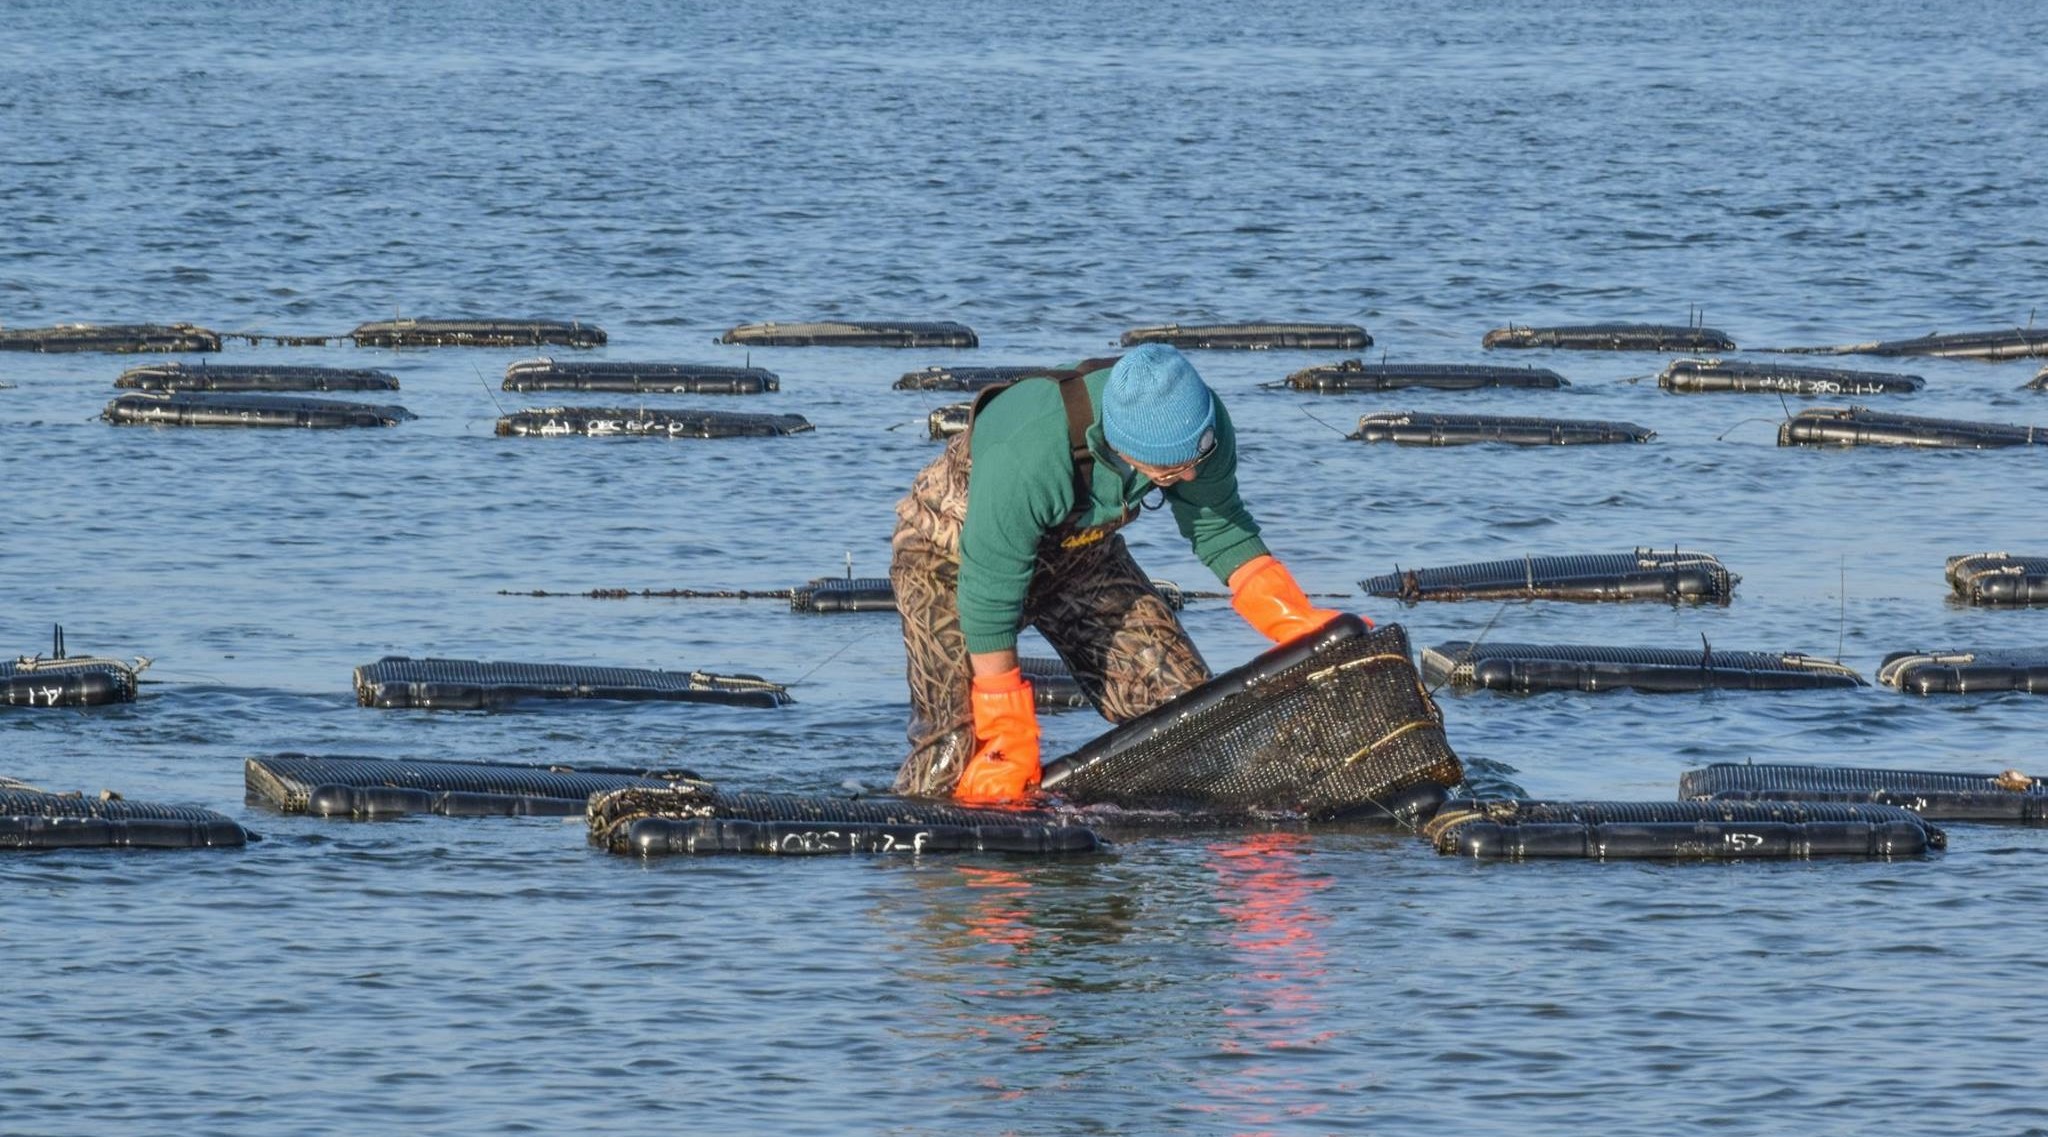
[{"x1": 1120, "y1": 451, "x2": 1208, "y2": 487}]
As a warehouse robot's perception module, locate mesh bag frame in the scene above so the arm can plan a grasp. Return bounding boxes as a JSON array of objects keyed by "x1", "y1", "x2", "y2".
[
  {"x1": 116, "y1": 363, "x2": 400, "y2": 391},
  {"x1": 350, "y1": 318, "x2": 606, "y2": 348},
  {"x1": 1656, "y1": 358, "x2": 1922, "y2": 395},
  {"x1": 1778, "y1": 406, "x2": 2046, "y2": 449},
  {"x1": 1422, "y1": 641, "x2": 1865, "y2": 692},
  {"x1": 1945, "y1": 552, "x2": 2048, "y2": 605},
  {"x1": 1481, "y1": 324, "x2": 1737, "y2": 351},
  {"x1": 1120, "y1": 323, "x2": 1372, "y2": 350},
  {"x1": 501, "y1": 359, "x2": 778, "y2": 394},
  {"x1": 494, "y1": 406, "x2": 811, "y2": 438},
  {"x1": 1424, "y1": 798, "x2": 1943, "y2": 859},
  {"x1": 1350, "y1": 411, "x2": 1654, "y2": 445},
  {"x1": 1038, "y1": 617, "x2": 1462, "y2": 819},
  {"x1": 352, "y1": 657, "x2": 791, "y2": 709},
  {"x1": 1878, "y1": 648, "x2": 2048, "y2": 694},
  {"x1": 1680, "y1": 762, "x2": 2048, "y2": 822},
  {"x1": 720, "y1": 321, "x2": 978, "y2": 348},
  {"x1": 1284, "y1": 360, "x2": 1567, "y2": 392},
  {"x1": 1362, "y1": 548, "x2": 1735, "y2": 604}
]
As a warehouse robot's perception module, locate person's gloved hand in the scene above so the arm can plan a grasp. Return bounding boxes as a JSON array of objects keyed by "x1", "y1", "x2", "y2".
[
  {"x1": 955, "y1": 667, "x2": 1042, "y2": 805},
  {"x1": 1228, "y1": 554, "x2": 1360, "y2": 643}
]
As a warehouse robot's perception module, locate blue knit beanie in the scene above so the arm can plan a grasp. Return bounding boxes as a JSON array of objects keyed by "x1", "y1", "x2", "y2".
[{"x1": 1102, "y1": 344, "x2": 1218, "y2": 466}]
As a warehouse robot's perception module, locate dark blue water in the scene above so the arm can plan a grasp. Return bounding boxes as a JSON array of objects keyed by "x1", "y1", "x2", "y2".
[{"x1": 4, "y1": 3, "x2": 2047, "y2": 1134}]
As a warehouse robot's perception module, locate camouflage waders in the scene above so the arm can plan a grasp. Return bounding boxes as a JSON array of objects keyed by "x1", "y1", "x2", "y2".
[{"x1": 891, "y1": 432, "x2": 1212, "y2": 798}]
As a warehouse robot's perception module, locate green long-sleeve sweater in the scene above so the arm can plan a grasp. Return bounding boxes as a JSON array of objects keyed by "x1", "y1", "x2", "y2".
[{"x1": 958, "y1": 368, "x2": 1269, "y2": 653}]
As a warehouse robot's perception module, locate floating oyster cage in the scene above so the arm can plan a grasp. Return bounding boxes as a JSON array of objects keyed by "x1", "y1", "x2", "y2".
[
  {"x1": 352, "y1": 657, "x2": 792, "y2": 710},
  {"x1": 1350, "y1": 411, "x2": 1654, "y2": 445},
  {"x1": 1423, "y1": 798, "x2": 1942, "y2": 859},
  {"x1": 501, "y1": 358, "x2": 778, "y2": 394},
  {"x1": 0, "y1": 786, "x2": 256, "y2": 850},
  {"x1": 1040, "y1": 617, "x2": 1462, "y2": 819},
  {"x1": 1481, "y1": 323, "x2": 1737, "y2": 352},
  {"x1": 115, "y1": 362, "x2": 400, "y2": 392},
  {"x1": 351, "y1": 318, "x2": 606, "y2": 348},
  {"x1": 894, "y1": 364, "x2": 1049, "y2": 391},
  {"x1": 1656, "y1": 357, "x2": 1924, "y2": 395},
  {"x1": 1877, "y1": 648, "x2": 2048, "y2": 695},
  {"x1": 1946, "y1": 552, "x2": 2048, "y2": 605},
  {"x1": 103, "y1": 391, "x2": 415, "y2": 428},
  {"x1": 2, "y1": 655, "x2": 142, "y2": 708},
  {"x1": 791, "y1": 575, "x2": 1186, "y2": 614},
  {"x1": 0, "y1": 322, "x2": 222, "y2": 353},
  {"x1": 720, "y1": 320, "x2": 978, "y2": 348},
  {"x1": 494, "y1": 406, "x2": 813, "y2": 438},
  {"x1": 1120, "y1": 323, "x2": 1372, "y2": 350},
  {"x1": 244, "y1": 754, "x2": 704, "y2": 819},
  {"x1": 928, "y1": 402, "x2": 970, "y2": 439},
  {"x1": 1785, "y1": 327, "x2": 2048, "y2": 360},
  {"x1": 1283, "y1": 360, "x2": 1568, "y2": 392},
  {"x1": 1362, "y1": 548, "x2": 1736, "y2": 605},
  {"x1": 587, "y1": 783, "x2": 1099, "y2": 857},
  {"x1": 1421, "y1": 641, "x2": 1865, "y2": 693},
  {"x1": 1777, "y1": 406, "x2": 2045, "y2": 449},
  {"x1": 1680, "y1": 762, "x2": 2048, "y2": 823}
]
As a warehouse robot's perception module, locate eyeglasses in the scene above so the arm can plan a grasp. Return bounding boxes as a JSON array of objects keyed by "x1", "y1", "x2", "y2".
[{"x1": 1132, "y1": 431, "x2": 1217, "y2": 482}]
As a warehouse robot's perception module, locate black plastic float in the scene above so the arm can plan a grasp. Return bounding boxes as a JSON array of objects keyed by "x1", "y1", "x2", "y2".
[
  {"x1": 493, "y1": 406, "x2": 812, "y2": 437},
  {"x1": 1421, "y1": 642, "x2": 1865, "y2": 693},
  {"x1": 1482, "y1": 324, "x2": 1736, "y2": 352},
  {"x1": 245, "y1": 754, "x2": 705, "y2": 818},
  {"x1": 0, "y1": 322, "x2": 222, "y2": 353},
  {"x1": 103, "y1": 392, "x2": 415, "y2": 428},
  {"x1": 1778, "y1": 406, "x2": 2045, "y2": 448},
  {"x1": 0, "y1": 785, "x2": 255, "y2": 849},
  {"x1": 1946, "y1": 553, "x2": 2048, "y2": 605},
  {"x1": 1362, "y1": 548, "x2": 1737, "y2": 605},
  {"x1": 1657, "y1": 358, "x2": 1924, "y2": 395},
  {"x1": 501, "y1": 358, "x2": 778, "y2": 394},
  {"x1": 351, "y1": 318, "x2": 605, "y2": 348},
  {"x1": 352, "y1": 657, "x2": 792, "y2": 709},
  {"x1": 1425, "y1": 799, "x2": 1942, "y2": 859},
  {"x1": 1681, "y1": 763, "x2": 2048, "y2": 823},
  {"x1": 1120, "y1": 323, "x2": 1371, "y2": 350},
  {"x1": 115, "y1": 362, "x2": 400, "y2": 392},
  {"x1": 720, "y1": 320, "x2": 978, "y2": 348},
  {"x1": 1283, "y1": 360, "x2": 1567, "y2": 392},
  {"x1": 1878, "y1": 648, "x2": 2048, "y2": 695},
  {"x1": 894, "y1": 365, "x2": 1049, "y2": 391},
  {"x1": 1349, "y1": 411, "x2": 1654, "y2": 445}
]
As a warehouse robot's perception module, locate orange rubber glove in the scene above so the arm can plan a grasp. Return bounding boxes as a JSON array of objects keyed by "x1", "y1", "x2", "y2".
[
  {"x1": 1228, "y1": 554, "x2": 1356, "y2": 643},
  {"x1": 955, "y1": 667, "x2": 1042, "y2": 805}
]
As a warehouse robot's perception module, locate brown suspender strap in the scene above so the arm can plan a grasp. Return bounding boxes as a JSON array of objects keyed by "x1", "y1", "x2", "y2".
[{"x1": 965, "y1": 356, "x2": 1124, "y2": 512}]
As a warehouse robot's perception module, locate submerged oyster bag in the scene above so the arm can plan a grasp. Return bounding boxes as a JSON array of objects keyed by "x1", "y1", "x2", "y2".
[
  {"x1": 1777, "y1": 406, "x2": 2046, "y2": 449},
  {"x1": 1482, "y1": 323, "x2": 1737, "y2": 352},
  {"x1": 1363, "y1": 548, "x2": 1736, "y2": 605},
  {"x1": 1425, "y1": 799, "x2": 1943, "y2": 859},
  {"x1": 895, "y1": 365, "x2": 1050, "y2": 391},
  {"x1": 0, "y1": 322, "x2": 222, "y2": 353},
  {"x1": 1039, "y1": 616, "x2": 1462, "y2": 819},
  {"x1": 1681, "y1": 762, "x2": 2048, "y2": 823},
  {"x1": 1284, "y1": 360, "x2": 1567, "y2": 392},
  {"x1": 502, "y1": 358, "x2": 778, "y2": 394},
  {"x1": 104, "y1": 392, "x2": 415, "y2": 428},
  {"x1": 351, "y1": 318, "x2": 606, "y2": 348},
  {"x1": 1422, "y1": 642, "x2": 1865, "y2": 693},
  {"x1": 353, "y1": 657, "x2": 792, "y2": 709},
  {"x1": 494, "y1": 406, "x2": 812, "y2": 438},
  {"x1": 1878, "y1": 648, "x2": 2048, "y2": 695},
  {"x1": 1120, "y1": 323, "x2": 1372, "y2": 350},
  {"x1": 116, "y1": 363, "x2": 400, "y2": 392},
  {"x1": 721, "y1": 320, "x2": 978, "y2": 348},
  {"x1": 1656, "y1": 358, "x2": 1923, "y2": 395},
  {"x1": 1349, "y1": 411, "x2": 1653, "y2": 445},
  {"x1": 245, "y1": 754, "x2": 703, "y2": 819},
  {"x1": 1786, "y1": 327, "x2": 2048, "y2": 361}
]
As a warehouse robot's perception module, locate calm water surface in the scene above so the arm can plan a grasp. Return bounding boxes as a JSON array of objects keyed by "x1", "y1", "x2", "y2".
[{"x1": 3, "y1": 2, "x2": 2046, "y2": 1134}]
